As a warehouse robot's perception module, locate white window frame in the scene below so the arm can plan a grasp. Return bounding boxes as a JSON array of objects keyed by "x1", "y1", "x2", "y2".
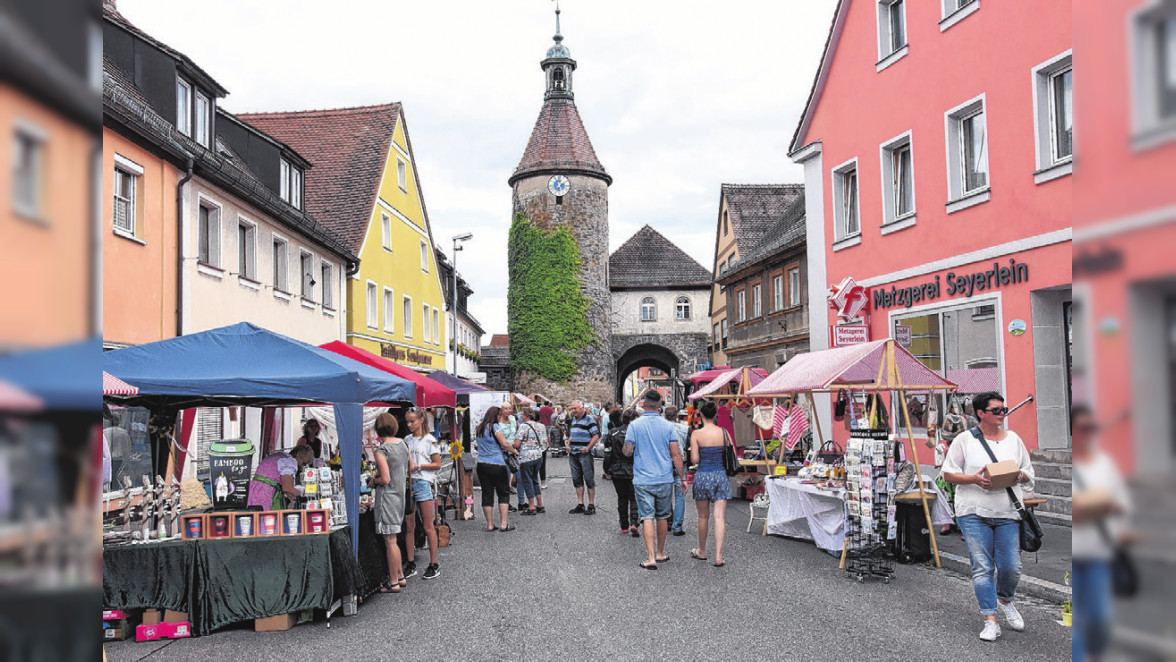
[
  {"x1": 433, "y1": 307, "x2": 441, "y2": 344},
  {"x1": 752, "y1": 284, "x2": 762, "y2": 318},
  {"x1": 382, "y1": 287, "x2": 395, "y2": 332},
  {"x1": 320, "y1": 262, "x2": 334, "y2": 310},
  {"x1": 196, "y1": 197, "x2": 222, "y2": 270},
  {"x1": 737, "y1": 290, "x2": 747, "y2": 322},
  {"x1": 640, "y1": 297, "x2": 657, "y2": 322},
  {"x1": 299, "y1": 250, "x2": 315, "y2": 302},
  {"x1": 772, "y1": 275, "x2": 784, "y2": 312},
  {"x1": 422, "y1": 305, "x2": 430, "y2": 345},
  {"x1": 236, "y1": 216, "x2": 258, "y2": 285},
  {"x1": 713, "y1": 323, "x2": 721, "y2": 346},
  {"x1": 721, "y1": 318, "x2": 728, "y2": 346},
  {"x1": 940, "y1": 0, "x2": 979, "y2": 32},
  {"x1": 272, "y1": 234, "x2": 290, "y2": 295},
  {"x1": 788, "y1": 268, "x2": 801, "y2": 308},
  {"x1": 420, "y1": 240, "x2": 429, "y2": 272},
  {"x1": 1130, "y1": 2, "x2": 1176, "y2": 149},
  {"x1": 403, "y1": 295, "x2": 414, "y2": 338},
  {"x1": 876, "y1": 0, "x2": 909, "y2": 71},
  {"x1": 879, "y1": 131, "x2": 917, "y2": 232},
  {"x1": 831, "y1": 157, "x2": 861, "y2": 249},
  {"x1": 943, "y1": 94, "x2": 991, "y2": 213},
  {"x1": 279, "y1": 159, "x2": 302, "y2": 208},
  {"x1": 12, "y1": 123, "x2": 46, "y2": 220},
  {"x1": 397, "y1": 157, "x2": 408, "y2": 192},
  {"x1": 194, "y1": 90, "x2": 211, "y2": 148},
  {"x1": 675, "y1": 296, "x2": 691, "y2": 321},
  {"x1": 176, "y1": 79, "x2": 192, "y2": 136},
  {"x1": 381, "y1": 213, "x2": 392, "y2": 251},
  {"x1": 112, "y1": 154, "x2": 143, "y2": 238},
  {"x1": 290, "y1": 165, "x2": 302, "y2": 209},
  {"x1": 366, "y1": 281, "x2": 379, "y2": 329},
  {"x1": 1032, "y1": 50, "x2": 1074, "y2": 183}
]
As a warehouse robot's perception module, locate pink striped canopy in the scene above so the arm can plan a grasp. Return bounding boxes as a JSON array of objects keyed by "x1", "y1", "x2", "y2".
[
  {"x1": 946, "y1": 367, "x2": 1001, "y2": 394},
  {"x1": 0, "y1": 379, "x2": 42, "y2": 411},
  {"x1": 688, "y1": 367, "x2": 766, "y2": 400},
  {"x1": 746, "y1": 339, "x2": 956, "y2": 396},
  {"x1": 512, "y1": 392, "x2": 535, "y2": 405},
  {"x1": 102, "y1": 371, "x2": 139, "y2": 396}
]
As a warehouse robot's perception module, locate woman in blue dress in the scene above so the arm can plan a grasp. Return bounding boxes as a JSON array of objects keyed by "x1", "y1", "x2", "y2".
[{"x1": 689, "y1": 400, "x2": 730, "y2": 567}]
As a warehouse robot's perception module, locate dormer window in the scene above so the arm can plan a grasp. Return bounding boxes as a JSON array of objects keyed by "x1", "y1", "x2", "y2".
[
  {"x1": 279, "y1": 158, "x2": 302, "y2": 209},
  {"x1": 176, "y1": 78, "x2": 212, "y2": 147}
]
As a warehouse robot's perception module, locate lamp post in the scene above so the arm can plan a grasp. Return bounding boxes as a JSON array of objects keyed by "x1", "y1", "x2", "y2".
[{"x1": 451, "y1": 233, "x2": 473, "y2": 376}]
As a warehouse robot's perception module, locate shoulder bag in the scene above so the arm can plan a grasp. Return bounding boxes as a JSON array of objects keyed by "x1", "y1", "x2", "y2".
[
  {"x1": 970, "y1": 427, "x2": 1043, "y2": 553},
  {"x1": 1073, "y1": 470, "x2": 1139, "y2": 597},
  {"x1": 721, "y1": 429, "x2": 739, "y2": 477}
]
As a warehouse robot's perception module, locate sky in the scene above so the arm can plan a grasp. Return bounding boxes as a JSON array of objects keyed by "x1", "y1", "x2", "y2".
[{"x1": 117, "y1": 0, "x2": 838, "y2": 338}]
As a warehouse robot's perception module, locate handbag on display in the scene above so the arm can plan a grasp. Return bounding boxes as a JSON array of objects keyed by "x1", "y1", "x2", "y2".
[
  {"x1": 970, "y1": 427, "x2": 1043, "y2": 553},
  {"x1": 721, "y1": 430, "x2": 738, "y2": 477},
  {"x1": 816, "y1": 439, "x2": 844, "y2": 465},
  {"x1": 1073, "y1": 471, "x2": 1139, "y2": 597}
]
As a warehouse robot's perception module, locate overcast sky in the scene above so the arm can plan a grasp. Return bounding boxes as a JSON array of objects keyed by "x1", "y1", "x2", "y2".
[{"x1": 118, "y1": 0, "x2": 837, "y2": 337}]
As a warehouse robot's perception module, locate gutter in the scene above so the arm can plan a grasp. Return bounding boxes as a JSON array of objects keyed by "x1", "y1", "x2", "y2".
[{"x1": 176, "y1": 158, "x2": 193, "y2": 336}]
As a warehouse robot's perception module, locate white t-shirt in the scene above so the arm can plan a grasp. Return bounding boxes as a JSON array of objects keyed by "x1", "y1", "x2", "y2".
[
  {"x1": 941, "y1": 428, "x2": 1034, "y2": 520},
  {"x1": 406, "y1": 433, "x2": 440, "y2": 481},
  {"x1": 1073, "y1": 450, "x2": 1132, "y2": 561}
]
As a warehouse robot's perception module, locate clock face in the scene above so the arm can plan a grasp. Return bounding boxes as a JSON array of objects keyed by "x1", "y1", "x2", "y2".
[{"x1": 548, "y1": 175, "x2": 570, "y2": 197}]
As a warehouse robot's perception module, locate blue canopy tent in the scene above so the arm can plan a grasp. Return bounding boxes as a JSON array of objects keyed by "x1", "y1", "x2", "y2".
[
  {"x1": 103, "y1": 322, "x2": 417, "y2": 557},
  {"x1": 0, "y1": 337, "x2": 102, "y2": 412}
]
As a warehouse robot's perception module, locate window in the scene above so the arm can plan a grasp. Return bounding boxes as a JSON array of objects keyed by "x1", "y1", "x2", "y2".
[
  {"x1": 713, "y1": 323, "x2": 721, "y2": 347},
  {"x1": 194, "y1": 91, "x2": 210, "y2": 147},
  {"x1": 722, "y1": 210, "x2": 729, "y2": 236},
  {"x1": 197, "y1": 202, "x2": 221, "y2": 266},
  {"x1": 944, "y1": 95, "x2": 990, "y2": 211},
  {"x1": 366, "y1": 282, "x2": 378, "y2": 329},
  {"x1": 381, "y1": 213, "x2": 392, "y2": 250},
  {"x1": 641, "y1": 297, "x2": 656, "y2": 322},
  {"x1": 752, "y1": 284, "x2": 762, "y2": 317},
  {"x1": 237, "y1": 219, "x2": 256, "y2": 281},
  {"x1": 423, "y1": 305, "x2": 431, "y2": 344},
  {"x1": 383, "y1": 288, "x2": 395, "y2": 331},
  {"x1": 403, "y1": 296, "x2": 413, "y2": 337},
  {"x1": 112, "y1": 157, "x2": 142, "y2": 236},
  {"x1": 13, "y1": 128, "x2": 43, "y2": 218},
  {"x1": 420, "y1": 240, "x2": 429, "y2": 272},
  {"x1": 272, "y1": 236, "x2": 289, "y2": 292},
  {"x1": 1130, "y1": 7, "x2": 1176, "y2": 148},
  {"x1": 880, "y1": 132, "x2": 916, "y2": 228},
  {"x1": 831, "y1": 159, "x2": 860, "y2": 242},
  {"x1": 675, "y1": 296, "x2": 691, "y2": 321},
  {"x1": 321, "y1": 263, "x2": 334, "y2": 309},
  {"x1": 1032, "y1": 51, "x2": 1073, "y2": 182},
  {"x1": 433, "y1": 308, "x2": 441, "y2": 344},
  {"x1": 877, "y1": 0, "x2": 907, "y2": 67},
  {"x1": 279, "y1": 159, "x2": 302, "y2": 208},
  {"x1": 788, "y1": 268, "x2": 801, "y2": 308},
  {"x1": 773, "y1": 274, "x2": 784, "y2": 311},
  {"x1": 940, "y1": 0, "x2": 979, "y2": 31},
  {"x1": 397, "y1": 157, "x2": 407, "y2": 192},
  {"x1": 88, "y1": 21, "x2": 103, "y2": 91},
  {"x1": 1162, "y1": 15, "x2": 1176, "y2": 121},
  {"x1": 737, "y1": 290, "x2": 747, "y2": 322},
  {"x1": 176, "y1": 80, "x2": 191, "y2": 136},
  {"x1": 721, "y1": 318, "x2": 728, "y2": 349},
  {"x1": 300, "y1": 252, "x2": 314, "y2": 300}
]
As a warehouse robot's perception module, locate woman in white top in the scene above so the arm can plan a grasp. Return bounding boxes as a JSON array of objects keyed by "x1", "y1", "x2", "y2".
[
  {"x1": 1071, "y1": 405, "x2": 1131, "y2": 662},
  {"x1": 942, "y1": 392, "x2": 1035, "y2": 642},
  {"x1": 402, "y1": 408, "x2": 442, "y2": 581}
]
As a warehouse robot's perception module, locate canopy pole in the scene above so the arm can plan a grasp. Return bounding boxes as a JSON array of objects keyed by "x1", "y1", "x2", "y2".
[{"x1": 888, "y1": 341, "x2": 941, "y2": 568}]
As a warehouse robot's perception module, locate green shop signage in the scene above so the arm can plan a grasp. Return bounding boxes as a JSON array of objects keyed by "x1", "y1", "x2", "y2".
[{"x1": 872, "y1": 259, "x2": 1029, "y2": 310}]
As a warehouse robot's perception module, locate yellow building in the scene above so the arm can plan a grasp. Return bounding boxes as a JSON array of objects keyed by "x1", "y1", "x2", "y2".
[{"x1": 239, "y1": 104, "x2": 447, "y2": 370}]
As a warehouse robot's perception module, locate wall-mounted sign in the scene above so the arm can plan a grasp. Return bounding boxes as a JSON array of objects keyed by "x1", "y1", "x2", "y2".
[
  {"x1": 829, "y1": 276, "x2": 869, "y2": 320},
  {"x1": 893, "y1": 325, "x2": 912, "y2": 346},
  {"x1": 833, "y1": 324, "x2": 870, "y2": 346},
  {"x1": 380, "y1": 344, "x2": 436, "y2": 366},
  {"x1": 871, "y1": 259, "x2": 1030, "y2": 310},
  {"x1": 1007, "y1": 319, "x2": 1027, "y2": 336}
]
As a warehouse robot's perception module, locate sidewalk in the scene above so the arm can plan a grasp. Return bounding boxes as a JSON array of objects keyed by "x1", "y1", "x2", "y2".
[{"x1": 931, "y1": 521, "x2": 1073, "y2": 604}]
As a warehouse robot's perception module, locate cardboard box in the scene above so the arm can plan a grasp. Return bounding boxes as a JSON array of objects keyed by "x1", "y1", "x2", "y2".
[
  {"x1": 103, "y1": 626, "x2": 128, "y2": 640},
  {"x1": 279, "y1": 510, "x2": 305, "y2": 535},
  {"x1": 141, "y1": 608, "x2": 162, "y2": 625},
  {"x1": 233, "y1": 512, "x2": 257, "y2": 538},
  {"x1": 985, "y1": 460, "x2": 1021, "y2": 490},
  {"x1": 1073, "y1": 487, "x2": 1114, "y2": 516},
  {"x1": 254, "y1": 613, "x2": 296, "y2": 632},
  {"x1": 136, "y1": 621, "x2": 191, "y2": 642},
  {"x1": 163, "y1": 610, "x2": 187, "y2": 623}
]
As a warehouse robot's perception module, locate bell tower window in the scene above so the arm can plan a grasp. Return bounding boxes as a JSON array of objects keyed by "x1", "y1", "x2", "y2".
[{"x1": 553, "y1": 68, "x2": 565, "y2": 90}]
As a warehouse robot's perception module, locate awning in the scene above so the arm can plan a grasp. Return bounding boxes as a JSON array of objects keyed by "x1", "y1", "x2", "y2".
[
  {"x1": 747, "y1": 339, "x2": 956, "y2": 396},
  {"x1": 425, "y1": 370, "x2": 489, "y2": 395},
  {"x1": 688, "y1": 367, "x2": 767, "y2": 400},
  {"x1": 0, "y1": 379, "x2": 42, "y2": 412},
  {"x1": 320, "y1": 341, "x2": 456, "y2": 408},
  {"x1": 103, "y1": 371, "x2": 139, "y2": 396},
  {"x1": 512, "y1": 393, "x2": 535, "y2": 405},
  {"x1": 946, "y1": 367, "x2": 1001, "y2": 394}
]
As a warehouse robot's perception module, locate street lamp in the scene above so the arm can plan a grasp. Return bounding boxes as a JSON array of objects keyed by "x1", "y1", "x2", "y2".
[{"x1": 451, "y1": 232, "x2": 473, "y2": 376}]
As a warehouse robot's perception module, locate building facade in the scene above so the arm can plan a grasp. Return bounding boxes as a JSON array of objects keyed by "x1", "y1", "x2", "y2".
[
  {"x1": 436, "y1": 248, "x2": 484, "y2": 379},
  {"x1": 240, "y1": 104, "x2": 449, "y2": 372},
  {"x1": 791, "y1": 0, "x2": 1072, "y2": 455}
]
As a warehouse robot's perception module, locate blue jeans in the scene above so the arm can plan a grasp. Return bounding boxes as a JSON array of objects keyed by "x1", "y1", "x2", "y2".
[
  {"x1": 670, "y1": 477, "x2": 685, "y2": 531},
  {"x1": 1072, "y1": 559, "x2": 1112, "y2": 662},
  {"x1": 957, "y1": 514, "x2": 1022, "y2": 615},
  {"x1": 568, "y1": 451, "x2": 595, "y2": 489},
  {"x1": 634, "y1": 482, "x2": 673, "y2": 521},
  {"x1": 519, "y1": 459, "x2": 543, "y2": 502}
]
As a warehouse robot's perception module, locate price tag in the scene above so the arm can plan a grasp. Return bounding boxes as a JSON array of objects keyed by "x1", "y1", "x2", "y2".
[{"x1": 774, "y1": 465, "x2": 788, "y2": 476}]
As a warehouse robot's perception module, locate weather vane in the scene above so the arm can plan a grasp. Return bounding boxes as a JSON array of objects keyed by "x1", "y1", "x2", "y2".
[{"x1": 552, "y1": 0, "x2": 562, "y2": 40}]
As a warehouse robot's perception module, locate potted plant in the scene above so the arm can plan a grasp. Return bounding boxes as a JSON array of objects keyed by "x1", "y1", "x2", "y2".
[{"x1": 1060, "y1": 600, "x2": 1072, "y2": 627}]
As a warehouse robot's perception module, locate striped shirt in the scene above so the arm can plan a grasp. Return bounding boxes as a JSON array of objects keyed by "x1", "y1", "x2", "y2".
[{"x1": 568, "y1": 414, "x2": 599, "y2": 448}]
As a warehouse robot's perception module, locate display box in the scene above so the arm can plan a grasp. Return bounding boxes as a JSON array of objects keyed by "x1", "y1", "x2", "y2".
[
  {"x1": 305, "y1": 509, "x2": 329, "y2": 534},
  {"x1": 207, "y1": 513, "x2": 232, "y2": 539},
  {"x1": 255, "y1": 613, "x2": 296, "y2": 632},
  {"x1": 136, "y1": 621, "x2": 191, "y2": 642},
  {"x1": 985, "y1": 460, "x2": 1021, "y2": 490},
  {"x1": 258, "y1": 511, "x2": 281, "y2": 537},
  {"x1": 233, "y1": 512, "x2": 257, "y2": 538},
  {"x1": 181, "y1": 514, "x2": 207, "y2": 540},
  {"x1": 279, "y1": 510, "x2": 305, "y2": 535},
  {"x1": 163, "y1": 610, "x2": 187, "y2": 623},
  {"x1": 103, "y1": 625, "x2": 128, "y2": 641},
  {"x1": 102, "y1": 609, "x2": 130, "y2": 621},
  {"x1": 141, "y1": 608, "x2": 162, "y2": 625}
]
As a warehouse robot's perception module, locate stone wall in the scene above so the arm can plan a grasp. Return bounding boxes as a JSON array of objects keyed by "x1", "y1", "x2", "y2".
[
  {"x1": 611, "y1": 332, "x2": 711, "y2": 377},
  {"x1": 610, "y1": 288, "x2": 711, "y2": 336}
]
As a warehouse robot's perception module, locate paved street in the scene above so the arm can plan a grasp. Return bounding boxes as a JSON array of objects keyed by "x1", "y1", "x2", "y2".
[{"x1": 107, "y1": 460, "x2": 1071, "y2": 661}]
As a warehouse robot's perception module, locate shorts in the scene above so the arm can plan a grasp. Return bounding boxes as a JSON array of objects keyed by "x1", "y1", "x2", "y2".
[
  {"x1": 568, "y1": 451, "x2": 595, "y2": 489},
  {"x1": 412, "y1": 478, "x2": 433, "y2": 502},
  {"x1": 634, "y1": 482, "x2": 674, "y2": 521}
]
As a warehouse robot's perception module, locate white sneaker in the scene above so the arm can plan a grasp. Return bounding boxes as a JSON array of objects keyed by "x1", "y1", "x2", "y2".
[
  {"x1": 999, "y1": 602, "x2": 1025, "y2": 631},
  {"x1": 979, "y1": 620, "x2": 1002, "y2": 642}
]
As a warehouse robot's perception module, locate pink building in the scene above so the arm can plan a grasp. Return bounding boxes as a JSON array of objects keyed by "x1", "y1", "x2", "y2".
[{"x1": 790, "y1": 0, "x2": 1072, "y2": 457}]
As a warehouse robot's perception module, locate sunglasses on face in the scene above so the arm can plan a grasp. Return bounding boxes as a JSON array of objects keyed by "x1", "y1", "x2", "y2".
[{"x1": 984, "y1": 407, "x2": 1009, "y2": 415}]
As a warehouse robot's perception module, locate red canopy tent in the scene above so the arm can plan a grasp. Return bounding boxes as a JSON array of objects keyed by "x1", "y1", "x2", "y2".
[
  {"x1": 102, "y1": 371, "x2": 140, "y2": 397},
  {"x1": 319, "y1": 341, "x2": 456, "y2": 408}
]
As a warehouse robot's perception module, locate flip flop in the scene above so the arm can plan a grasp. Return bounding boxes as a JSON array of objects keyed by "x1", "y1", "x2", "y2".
[
  {"x1": 639, "y1": 561, "x2": 658, "y2": 570},
  {"x1": 499, "y1": 524, "x2": 516, "y2": 532},
  {"x1": 713, "y1": 561, "x2": 725, "y2": 567},
  {"x1": 690, "y1": 549, "x2": 708, "y2": 561},
  {"x1": 655, "y1": 555, "x2": 669, "y2": 563}
]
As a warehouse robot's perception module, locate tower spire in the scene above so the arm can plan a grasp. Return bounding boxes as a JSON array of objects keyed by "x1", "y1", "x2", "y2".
[{"x1": 554, "y1": 0, "x2": 562, "y2": 44}]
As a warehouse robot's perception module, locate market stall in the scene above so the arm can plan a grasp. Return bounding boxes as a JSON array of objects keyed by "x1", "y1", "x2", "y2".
[{"x1": 747, "y1": 339, "x2": 957, "y2": 577}]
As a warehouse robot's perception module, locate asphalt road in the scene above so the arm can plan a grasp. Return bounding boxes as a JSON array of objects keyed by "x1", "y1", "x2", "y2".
[{"x1": 107, "y1": 460, "x2": 1072, "y2": 661}]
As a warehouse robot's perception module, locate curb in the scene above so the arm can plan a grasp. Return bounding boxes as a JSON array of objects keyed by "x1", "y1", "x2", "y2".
[{"x1": 937, "y1": 550, "x2": 1071, "y2": 605}]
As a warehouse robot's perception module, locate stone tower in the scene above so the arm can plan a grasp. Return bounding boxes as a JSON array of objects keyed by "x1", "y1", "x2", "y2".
[{"x1": 508, "y1": 9, "x2": 614, "y2": 404}]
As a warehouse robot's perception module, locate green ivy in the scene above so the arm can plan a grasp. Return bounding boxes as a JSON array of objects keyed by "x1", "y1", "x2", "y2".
[{"x1": 507, "y1": 212, "x2": 594, "y2": 382}]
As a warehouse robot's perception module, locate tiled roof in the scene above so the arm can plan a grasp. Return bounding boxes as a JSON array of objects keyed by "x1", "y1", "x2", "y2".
[
  {"x1": 720, "y1": 192, "x2": 806, "y2": 281},
  {"x1": 488, "y1": 334, "x2": 510, "y2": 347},
  {"x1": 609, "y1": 225, "x2": 712, "y2": 289},
  {"x1": 237, "y1": 104, "x2": 403, "y2": 254},
  {"x1": 721, "y1": 184, "x2": 805, "y2": 257},
  {"x1": 509, "y1": 99, "x2": 610, "y2": 185}
]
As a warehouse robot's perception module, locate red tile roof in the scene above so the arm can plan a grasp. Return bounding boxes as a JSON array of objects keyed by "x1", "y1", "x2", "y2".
[
  {"x1": 488, "y1": 334, "x2": 510, "y2": 347},
  {"x1": 237, "y1": 104, "x2": 402, "y2": 253},
  {"x1": 509, "y1": 99, "x2": 610, "y2": 185}
]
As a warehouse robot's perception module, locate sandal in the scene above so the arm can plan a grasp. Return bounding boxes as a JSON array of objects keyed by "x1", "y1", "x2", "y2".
[
  {"x1": 499, "y1": 524, "x2": 516, "y2": 531},
  {"x1": 638, "y1": 560, "x2": 658, "y2": 570},
  {"x1": 398, "y1": 577, "x2": 407, "y2": 587},
  {"x1": 690, "y1": 549, "x2": 708, "y2": 561},
  {"x1": 713, "y1": 561, "x2": 725, "y2": 567},
  {"x1": 378, "y1": 581, "x2": 401, "y2": 594},
  {"x1": 655, "y1": 554, "x2": 669, "y2": 563}
]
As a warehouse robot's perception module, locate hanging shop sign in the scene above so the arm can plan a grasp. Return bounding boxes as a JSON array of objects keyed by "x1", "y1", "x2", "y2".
[
  {"x1": 871, "y1": 259, "x2": 1030, "y2": 310},
  {"x1": 893, "y1": 325, "x2": 912, "y2": 347},
  {"x1": 833, "y1": 324, "x2": 870, "y2": 347},
  {"x1": 829, "y1": 276, "x2": 869, "y2": 320}
]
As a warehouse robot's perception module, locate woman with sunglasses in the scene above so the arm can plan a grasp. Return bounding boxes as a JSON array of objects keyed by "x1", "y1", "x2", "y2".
[{"x1": 942, "y1": 391, "x2": 1035, "y2": 642}]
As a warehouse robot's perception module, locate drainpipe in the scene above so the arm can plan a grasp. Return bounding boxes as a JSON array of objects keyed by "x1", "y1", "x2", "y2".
[{"x1": 176, "y1": 158, "x2": 194, "y2": 337}]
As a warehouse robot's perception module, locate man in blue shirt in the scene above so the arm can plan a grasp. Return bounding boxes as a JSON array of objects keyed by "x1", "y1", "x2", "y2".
[
  {"x1": 624, "y1": 390, "x2": 686, "y2": 569},
  {"x1": 564, "y1": 400, "x2": 600, "y2": 515},
  {"x1": 664, "y1": 406, "x2": 689, "y2": 536}
]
